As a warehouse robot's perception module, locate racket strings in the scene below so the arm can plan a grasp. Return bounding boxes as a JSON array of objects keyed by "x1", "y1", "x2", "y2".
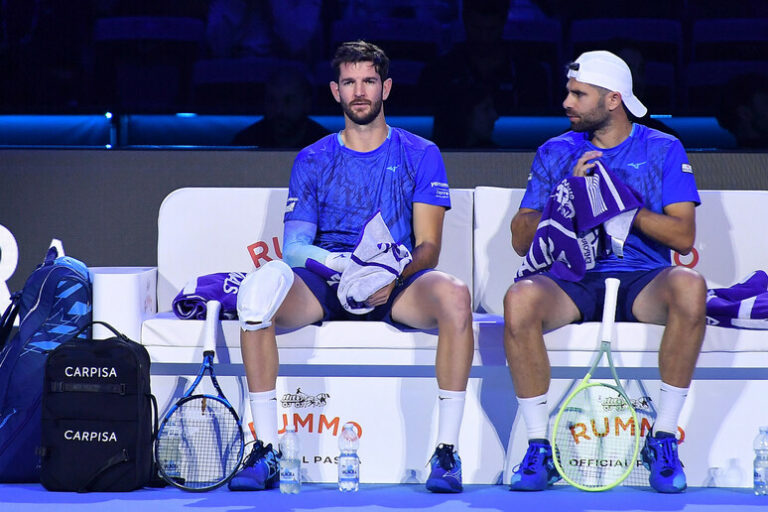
[
  {"x1": 553, "y1": 385, "x2": 639, "y2": 489},
  {"x1": 157, "y1": 397, "x2": 243, "y2": 490}
]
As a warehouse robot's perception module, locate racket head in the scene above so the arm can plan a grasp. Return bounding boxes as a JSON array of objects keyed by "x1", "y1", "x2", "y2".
[
  {"x1": 551, "y1": 381, "x2": 640, "y2": 491},
  {"x1": 155, "y1": 394, "x2": 245, "y2": 491}
]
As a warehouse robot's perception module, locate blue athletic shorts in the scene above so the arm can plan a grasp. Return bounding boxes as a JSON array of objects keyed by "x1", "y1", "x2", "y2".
[
  {"x1": 293, "y1": 267, "x2": 434, "y2": 331},
  {"x1": 544, "y1": 268, "x2": 667, "y2": 323}
]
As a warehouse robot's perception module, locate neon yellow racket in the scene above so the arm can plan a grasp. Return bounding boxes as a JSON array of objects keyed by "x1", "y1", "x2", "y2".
[{"x1": 551, "y1": 277, "x2": 640, "y2": 491}]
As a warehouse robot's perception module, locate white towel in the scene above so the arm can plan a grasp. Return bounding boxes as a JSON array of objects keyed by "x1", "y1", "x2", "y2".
[{"x1": 337, "y1": 212, "x2": 412, "y2": 314}]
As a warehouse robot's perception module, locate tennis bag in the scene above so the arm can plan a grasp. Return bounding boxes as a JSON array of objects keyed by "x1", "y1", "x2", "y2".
[
  {"x1": 39, "y1": 321, "x2": 157, "y2": 492},
  {"x1": 0, "y1": 246, "x2": 92, "y2": 483}
]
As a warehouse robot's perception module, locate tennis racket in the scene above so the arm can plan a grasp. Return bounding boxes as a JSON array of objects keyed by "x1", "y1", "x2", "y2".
[
  {"x1": 155, "y1": 300, "x2": 245, "y2": 491},
  {"x1": 551, "y1": 277, "x2": 640, "y2": 491}
]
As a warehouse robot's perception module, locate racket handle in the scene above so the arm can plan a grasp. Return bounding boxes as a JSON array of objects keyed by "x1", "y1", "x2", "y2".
[
  {"x1": 600, "y1": 278, "x2": 620, "y2": 342},
  {"x1": 203, "y1": 300, "x2": 221, "y2": 355}
]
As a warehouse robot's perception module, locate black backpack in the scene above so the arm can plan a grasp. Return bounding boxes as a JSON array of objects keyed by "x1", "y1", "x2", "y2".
[
  {"x1": 39, "y1": 321, "x2": 158, "y2": 492},
  {"x1": 0, "y1": 247, "x2": 92, "y2": 482}
]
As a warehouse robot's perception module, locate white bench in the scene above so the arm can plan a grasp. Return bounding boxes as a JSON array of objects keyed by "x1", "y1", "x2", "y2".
[{"x1": 92, "y1": 186, "x2": 768, "y2": 487}]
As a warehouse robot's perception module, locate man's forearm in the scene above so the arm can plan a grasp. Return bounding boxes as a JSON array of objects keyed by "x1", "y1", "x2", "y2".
[
  {"x1": 510, "y1": 209, "x2": 542, "y2": 256},
  {"x1": 401, "y1": 241, "x2": 440, "y2": 279}
]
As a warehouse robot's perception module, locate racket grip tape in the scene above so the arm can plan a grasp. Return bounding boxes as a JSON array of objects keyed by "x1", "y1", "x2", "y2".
[{"x1": 203, "y1": 300, "x2": 221, "y2": 355}]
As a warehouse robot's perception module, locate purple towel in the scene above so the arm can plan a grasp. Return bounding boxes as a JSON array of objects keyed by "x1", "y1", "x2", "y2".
[
  {"x1": 517, "y1": 160, "x2": 643, "y2": 281},
  {"x1": 706, "y1": 271, "x2": 768, "y2": 329},
  {"x1": 172, "y1": 272, "x2": 246, "y2": 319}
]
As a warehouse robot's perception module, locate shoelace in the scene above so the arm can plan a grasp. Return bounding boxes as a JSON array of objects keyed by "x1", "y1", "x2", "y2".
[
  {"x1": 432, "y1": 444, "x2": 457, "y2": 470},
  {"x1": 521, "y1": 444, "x2": 544, "y2": 474},
  {"x1": 242, "y1": 441, "x2": 273, "y2": 468},
  {"x1": 655, "y1": 438, "x2": 678, "y2": 474}
]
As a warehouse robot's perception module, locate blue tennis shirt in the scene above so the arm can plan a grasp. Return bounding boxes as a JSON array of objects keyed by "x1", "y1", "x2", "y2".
[
  {"x1": 284, "y1": 126, "x2": 451, "y2": 253},
  {"x1": 521, "y1": 124, "x2": 701, "y2": 271}
]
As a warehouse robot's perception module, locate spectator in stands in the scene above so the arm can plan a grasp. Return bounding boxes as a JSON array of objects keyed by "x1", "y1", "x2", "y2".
[
  {"x1": 432, "y1": 83, "x2": 499, "y2": 148},
  {"x1": 205, "y1": 0, "x2": 273, "y2": 58},
  {"x1": 504, "y1": 50, "x2": 706, "y2": 493},
  {"x1": 716, "y1": 74, "x2": 768, "y2": 149},
  {"x1": 231, "y1": 66, "x2": 330, "y2": 148},
  {"x1": 229, "y1": 40, "x2": 473, "y2": 494},
  {"x1": 420, "y1": 0, "x2": 515, "y2": 112}
]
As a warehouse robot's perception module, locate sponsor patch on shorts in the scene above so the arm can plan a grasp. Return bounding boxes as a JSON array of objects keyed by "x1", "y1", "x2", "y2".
[{"x1": 681, "y1": 163, "x2": 693, "y2": 174}]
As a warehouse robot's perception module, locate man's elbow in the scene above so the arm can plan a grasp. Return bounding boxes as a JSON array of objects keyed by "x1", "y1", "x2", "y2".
[
  {"x1": 673, "y1": 233, "x2": 696, "y2": 255},
  {"x1": 511, "y1": 238, "x2": 529, "y2": 257}
]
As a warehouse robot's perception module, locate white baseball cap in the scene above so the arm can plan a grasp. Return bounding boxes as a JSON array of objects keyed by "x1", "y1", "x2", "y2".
[{"x1": 566, "y1": 50, "x2": 647, "y2": 118}]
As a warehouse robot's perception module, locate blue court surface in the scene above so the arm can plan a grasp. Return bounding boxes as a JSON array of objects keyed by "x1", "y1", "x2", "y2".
[{"x1": 1, "y1": 483, "x2": 766, "y2": 512}]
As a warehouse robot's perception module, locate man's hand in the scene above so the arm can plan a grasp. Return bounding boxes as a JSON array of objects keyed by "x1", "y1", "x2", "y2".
[
  {"x1": 572, "y1": 150, "x2": 603, "y2": 177},
  {"x1": 365, "y1": 280, "x2": 397, "y2": 307},
  {"x1": 325, "y1": 252, "x2": 352, "y2": 273}
]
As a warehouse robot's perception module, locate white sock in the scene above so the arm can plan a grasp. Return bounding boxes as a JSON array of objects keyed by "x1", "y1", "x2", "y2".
[
  {"x1": 517, "y1": 393, "x2": 549, "y2": 440},
  {"x1": 654, "y1": 382, "x2": 688, "y2": 436},
  {"x1": 249, "y1": 390, "x2": 278, "y2": 449},
  {"x1": 436, "y1": 389, "x2": 466, "y2": 449}
]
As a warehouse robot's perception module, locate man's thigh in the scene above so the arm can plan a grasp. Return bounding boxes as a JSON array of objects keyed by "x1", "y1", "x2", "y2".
[
  {"x1": 390, "y1": 270, "x2": 466, "y2": 330},
  {"x1": 273, "y1": 271, "x2": 325, "y2": 329},
  {"x1": 512, "y1": 274, "x2": 582, "y2": 331},
  {"x1": 631, "y1": 266, "x2": 686, "y2": 324}
]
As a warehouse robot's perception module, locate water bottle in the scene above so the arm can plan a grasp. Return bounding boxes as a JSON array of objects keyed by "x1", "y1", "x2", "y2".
[
  {"x1": 338, "y1": 422, "x2": 360, "y2": 492},
  {"x1": 754, "y1": 426, "x2": 768, "y2": 495},
  {"x1": 280, "y1": 426, "x2": 301, "y2": 494},
  {"x1": 161, "y1": 423, "x2": 182, "y2": 481}
]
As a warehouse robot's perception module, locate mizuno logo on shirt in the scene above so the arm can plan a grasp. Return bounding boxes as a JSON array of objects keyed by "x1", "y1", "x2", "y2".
[
  {"x1": 386, "y1": 165, "x2": 399, "y2": 172},
  {"x1": 627, "y1": 161, "x2": 647, "y2": 169}
]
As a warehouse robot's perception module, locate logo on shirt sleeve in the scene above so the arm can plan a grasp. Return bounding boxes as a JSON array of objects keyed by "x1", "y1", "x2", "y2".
[
  {"x1": 430, "y1": 181, "x2": 450, "y2": 199},
  {"x1": 285, "y1": 197, "x2": 298, "y2": 213},
  {"x1": 681, "y1": 164, "x2": 693, "y2": 174}
]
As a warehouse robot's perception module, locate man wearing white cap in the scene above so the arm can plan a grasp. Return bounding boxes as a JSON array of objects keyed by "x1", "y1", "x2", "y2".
[{"x1": 504, "y1": 50, "x2": 706, "y2": 493}]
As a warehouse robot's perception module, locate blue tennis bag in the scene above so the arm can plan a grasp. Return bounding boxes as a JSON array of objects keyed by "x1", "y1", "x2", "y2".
[{"x1": 0, "y1": 246, "x2": 92, "y2": 482}]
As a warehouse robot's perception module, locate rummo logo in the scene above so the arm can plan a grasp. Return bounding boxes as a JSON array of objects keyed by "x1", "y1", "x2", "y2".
[
  {"x1": 64, "y1": 430, "x2": 118, "y2": 442},
  {"x1": 281, "y1": 388, "x2": 330, "y2": 408},
  {"x1": 278, "y1": 413, "x2": 361, "y2": 437},
  {"x1": 567, "y1": 415, "x2": 685, "y2": 445},
  {"x1": 247, "y1": 236, "x2": 283, "y2": 268},
  {"x1": 244, "y1": 413, "x2": 366, "y2": 467}
]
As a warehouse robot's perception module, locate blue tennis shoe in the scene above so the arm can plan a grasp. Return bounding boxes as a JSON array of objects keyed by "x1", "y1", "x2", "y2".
[
  {"x1": 426, "y1": 443, "x2": 463, "y2": 493},
  {"x1": 641, "y1": 431, "x2": 687, "y2": 493},
  {"x1": 228, "y1": 440, "x2": 280, "y2": 491},
  {"x1": 509, "y1": 438, "x2": 561, "y2": 491}
]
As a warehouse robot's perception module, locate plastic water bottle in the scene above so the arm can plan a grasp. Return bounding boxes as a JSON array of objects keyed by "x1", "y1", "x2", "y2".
[
  {"x1": 161, "y1": 423, "x2": 182, "y2": 481},
  {"x1": 338, "y1": 422, "x2": 360, "y2": 492},
  {"x1": 280, "y1": 426, "x2": 301, "y2": 494},
  {"x1": 754, "y1": 426, "x2": 768, "y2": 495}
]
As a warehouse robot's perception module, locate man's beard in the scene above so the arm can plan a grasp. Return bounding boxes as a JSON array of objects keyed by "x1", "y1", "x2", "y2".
[
  {"x1": 341, "y1": 96, "x2": 383, "y2": 125},
  {"x1": 567, "y1": 99, "x2": 609, "y2": 133}
]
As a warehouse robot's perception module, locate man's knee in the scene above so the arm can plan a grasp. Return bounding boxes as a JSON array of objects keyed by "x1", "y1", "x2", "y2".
[
  {"x1": 237, "y1": 260, "x2": 294, "y2": 331},
  {"x1": 667, "y1": 267, "x2": 707, "y2": 307},
  {"x1": 668, "y1": 266, "x2": 706, "y2": 289},
  {"x1": 503, "y1": 280, "x2": 543, "y2": 319}
]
